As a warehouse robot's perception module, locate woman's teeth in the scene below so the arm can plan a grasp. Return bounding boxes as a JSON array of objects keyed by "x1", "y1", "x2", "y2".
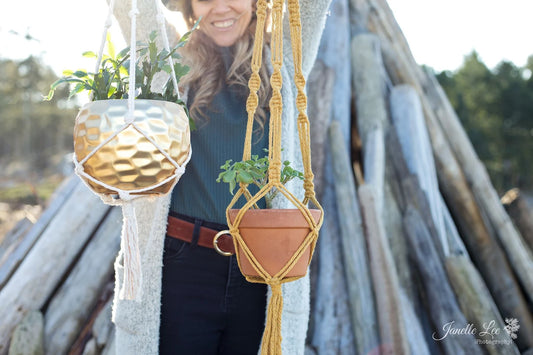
[{"x1": 213, "y1": 19, "x2": 235, "y2": 28}]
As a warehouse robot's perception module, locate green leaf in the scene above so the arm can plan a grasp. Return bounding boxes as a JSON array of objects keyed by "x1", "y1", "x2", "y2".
[
  {"x1": 161, "y1": 64, "x2": 172, "y2": 74},
  {"x1": 106, "y1": 33, "x2": 116, "y2": 59},
  {"x1": 173, "y1": 63, "x2": 190, "y2": 81},
  {"x1": 149, "y1": 41, "x2": 158, "y2": 63},
  {"x1": 149, "y1": 30, "x2": 158, "y2": 42},
  {"x1": 118, "y1": 47, "x2": 130, "y2": 59},
  {"x1": 73, "y1": 70, "x2": 88, "y2": 78},
  {"x1": 69, "y1": 83, "x2": 85, "y2": 99},
  {"x1": 237, "y1": 171, "x2": 254, "y2": 184},
  {"x1": 83, "y1": 51, "x2": 97, "y2": 58},
  {"x1": 222, "y1": 170, "x2": 236, "y2": 183}
]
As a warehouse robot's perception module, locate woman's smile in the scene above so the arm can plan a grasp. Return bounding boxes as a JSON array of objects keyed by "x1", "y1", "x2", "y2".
[
  {"x1": 192, "y1": 0, "x2": 253, "y2": 47},
  {"x1": 212, "y1": 18, "x2": 237, "y2": 29}
]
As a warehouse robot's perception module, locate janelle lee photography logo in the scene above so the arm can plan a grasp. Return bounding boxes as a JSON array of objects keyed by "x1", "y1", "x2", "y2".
[{"x1": 432, "y1": 318, "x2": 520, "y2": 345}]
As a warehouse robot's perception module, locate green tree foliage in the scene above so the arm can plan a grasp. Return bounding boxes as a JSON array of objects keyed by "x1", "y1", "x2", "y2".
[
  {"x1": 436, "y1": 51, "x2": 533, "y2": 192},
  {"x1": 0, "y1": 56, "x2": 77, "y2": 176}
]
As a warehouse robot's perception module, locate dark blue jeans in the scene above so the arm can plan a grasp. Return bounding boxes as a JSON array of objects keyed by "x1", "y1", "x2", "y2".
[{"x1": 159, "y1": 234, "x2": 267, "y2": 355}]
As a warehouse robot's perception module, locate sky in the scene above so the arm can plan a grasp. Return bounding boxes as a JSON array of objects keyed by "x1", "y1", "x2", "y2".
[{"x1": 0, "y1": 0, "x2": 532, "y2": 75}]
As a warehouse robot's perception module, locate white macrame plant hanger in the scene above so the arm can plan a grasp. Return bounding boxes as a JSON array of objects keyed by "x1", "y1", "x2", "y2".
[{"x1": 73, "y1": 0, "x2": 190, "y2": 301}]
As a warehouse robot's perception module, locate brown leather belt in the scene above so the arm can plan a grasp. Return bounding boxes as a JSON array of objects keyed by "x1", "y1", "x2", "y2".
[{"x1": 166, "y1": 215, "x2": 235, "y2": 255}]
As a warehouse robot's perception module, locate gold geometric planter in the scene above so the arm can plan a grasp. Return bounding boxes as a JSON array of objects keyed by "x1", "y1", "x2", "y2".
[{"x1": 73, "y1": 99, "x2": 191, "y2": 195}]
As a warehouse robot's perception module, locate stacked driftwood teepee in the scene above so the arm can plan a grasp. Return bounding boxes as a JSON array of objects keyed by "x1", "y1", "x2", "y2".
[{"x1": 1, "y1": 0, "x2": 532, "y2": 354}]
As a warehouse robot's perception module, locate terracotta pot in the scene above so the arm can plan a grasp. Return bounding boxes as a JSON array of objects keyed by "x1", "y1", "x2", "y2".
[
  {"x1": 228, "y1": 208, "x2": 322, "y2": 278},
  {"x1": 73, "y1": 99, "x2": 190, "y2": 195}
]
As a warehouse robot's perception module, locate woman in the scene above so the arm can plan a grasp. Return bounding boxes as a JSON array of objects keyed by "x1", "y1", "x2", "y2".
[{"x1": 110, "y1": 0, "x2": 331, "y2": 354}]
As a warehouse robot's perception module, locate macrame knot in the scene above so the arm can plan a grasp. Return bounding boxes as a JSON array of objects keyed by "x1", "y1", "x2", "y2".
[
  {"x1": 270, "y1": 71, "x2": 282, "y2": 90},
  {"x1": 296, "y1": 94, "x2": 307, "y2": 110},
  {"x1": 256, "y1": 0, "x2": 268, "y2": 14},
  {"x1": 74, "y1": 164, "x2": 84, "y2": 176},
  {"x1": 269, "y1": 166, "x2": 282, "y2": 184},
  {"x1": 304, "y1": 179, "x2": 315, "y2": 193},
  {"x1": 269, "y1": 94, "x2": 282, "y2": 110},
  {"x1": 176, "y1": 165, "x2": 186, "y2": 176},
  {"x1": 246, "y1": 92, "x2": 259, "y2": 112},
  {"x1": 248, "y1": 72, "x2": 261, "y2": 91}
]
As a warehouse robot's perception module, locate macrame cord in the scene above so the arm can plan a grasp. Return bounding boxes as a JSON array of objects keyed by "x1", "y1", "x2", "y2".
[
  {"x1": 73, "y1": 0, "x2": 190, "y2": 301},
  {"x1": 225, "y1": 0, "x2": 324, "y2": 353}
]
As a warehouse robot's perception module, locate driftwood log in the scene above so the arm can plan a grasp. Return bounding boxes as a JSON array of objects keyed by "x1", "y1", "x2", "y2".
[
  {"x1": 402, "y1": 207, "x2": 482, "y2": 354},
  {"x1": 0, "y1": 176, "x2": 79, "y2": 289},
  {"x1": 44, "y1": 207, "x2": 121, "y2": 354},
  {"x1": 389, "y1": 85, "x2": 449, "y2": 256},
  {"x1": 445, "y1": 255, "x2": 520, "y2": 355},
  {"x1": 359, "y1": 184, "x2": 409, "y2": 354},
  {"x1": 502, "y1": 188, "x2": 533, "y2": 252},
  {"x1": 0, "y1": 180, "x2": 110, "y2": 354},
  {"x1": 308, "y1": 0, "x2": 358, "y2": 353},
  {"x1": 7, "y1": 311, "x2": 44, "y2": 355},
  {"x1": 328, "y1": 120, "x2": 378, "y2": 354},
  {"x1": 348, "y1": 0, "x2": 533, "y2": 349},
  {"x1": 351, "y1": 33, "x2": 387, "y2": 212},
  {"x1": 423, "y1": 71, "x2": 533, "y2": 301}
]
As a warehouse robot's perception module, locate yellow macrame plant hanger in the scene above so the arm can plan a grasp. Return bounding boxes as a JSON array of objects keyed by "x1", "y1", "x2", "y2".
[{"x1": 223, "y1": 0, "x2": 324, "y2": 354}]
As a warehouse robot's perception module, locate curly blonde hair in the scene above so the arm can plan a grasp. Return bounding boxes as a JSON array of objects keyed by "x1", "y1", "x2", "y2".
[{"x1": 178, "y1": 1, "x2": 271, "y2": 133}]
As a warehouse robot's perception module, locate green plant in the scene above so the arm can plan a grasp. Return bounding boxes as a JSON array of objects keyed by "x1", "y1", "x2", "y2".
[
  {"x1": 217, "y1": 150, "x2": 304, "y2": 208},
  {"x1": 45, "y1": 24, "x2": 198, "y2": 127}
]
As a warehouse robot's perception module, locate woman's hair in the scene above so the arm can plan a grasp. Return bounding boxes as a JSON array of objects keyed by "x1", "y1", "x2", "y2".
[{"x1": 179, "y1": 1, "x2": 271, "y2": 134}]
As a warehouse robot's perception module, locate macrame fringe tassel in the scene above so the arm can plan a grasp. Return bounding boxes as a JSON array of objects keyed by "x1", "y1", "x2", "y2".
[
  {"x1": 119, "y1": 202, "x2": 143, "y2": 301},
  {"x1": 261, "y1": 283, "x2": 283, "y2": 355}
]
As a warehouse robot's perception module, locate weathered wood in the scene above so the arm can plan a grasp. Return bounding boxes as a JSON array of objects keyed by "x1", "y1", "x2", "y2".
[
  {"x1": 307, "y1": 60, "x2": 336, "y2": 350},
  {"x1": 445, "y1": 255, "x2": 520, "y2": 355},
  {"x1": 381, "y1": 178, "x2": 417, "y2": 307},
  {"x1": 501, "y1": 188, "x2": 533, "y2": 253},
  {"x1": 351, "y1": 34, "x2": 387, "y2": 210},
  {"x1": 309, "y1": 0, "x2": 357, "y2": 353},
  {"x1": 308, "y1": 60, "x2": 336, "y2": 201},
  {"x1": 362, "y1": 129, "x2": 384, "y2": 212},
  {"x1": 423, "y1": 70, "x2": 533, "y2": 302},
  {"x1": 328, "y1": 121, "x2": 378, "y2": 354},
  {"x1": 0, "y1": 218, "x2": 33, "y2": 262},
  {"x1": 92, "y1": 298, "x2": 114, "y2": 349},
  {"x1": 7, "y1": 311, "x2": 44, "y2": 355},
  {"x1": 0, "y1": 181, "x2": 110, "y2": 355},
  {"x1": 44, "y1": 207, "x2": 121, "y2": 354},
  {"x1": 351, "y1": 34, "x2": 388, "y2": 143},
  {"x1": 382, "y1": 133, "x2": 437, "y2": 353},
  {"x1": 398, "y1": 290, "x2": 430, "y2": 355},
  {"x1": 81, "y1": 339, "x2": 96, "y2": 355},
  {"x1": 354, "y1": 0, "x2": 533, "y2": 349},
  {"x1": 0, "y1": 176, "x2": 80, "y2": 290},
  {"x1": 402, "y1": 206, "x2": 482, "y2": 355},
  {"x1": 68, "y1": 280, "x2": 115, "y2": 355},
  {"x1": 389, "y1": 85, "x2": 448, "y2": 255},
  {"x1": 310, "y1": 217, "x2": 357, "y2": 355},
  {"x1": 358, "y1": 184, "x2": 409, "y2": 354}
]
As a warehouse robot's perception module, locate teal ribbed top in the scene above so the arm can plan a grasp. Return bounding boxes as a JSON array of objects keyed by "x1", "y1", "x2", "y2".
[{"x1": 170, "y1": 49, "x2": 268, "y2": 225}]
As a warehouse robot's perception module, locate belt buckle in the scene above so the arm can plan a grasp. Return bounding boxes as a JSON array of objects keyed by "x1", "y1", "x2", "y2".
[{"x1": 213, "y1": 230, "x2": 233, "y2": 256}]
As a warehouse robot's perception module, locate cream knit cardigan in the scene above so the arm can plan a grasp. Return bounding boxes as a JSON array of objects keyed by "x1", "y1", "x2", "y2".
[{"x1": 110, "y1": 1, "x2": 331, "y2": 354}]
